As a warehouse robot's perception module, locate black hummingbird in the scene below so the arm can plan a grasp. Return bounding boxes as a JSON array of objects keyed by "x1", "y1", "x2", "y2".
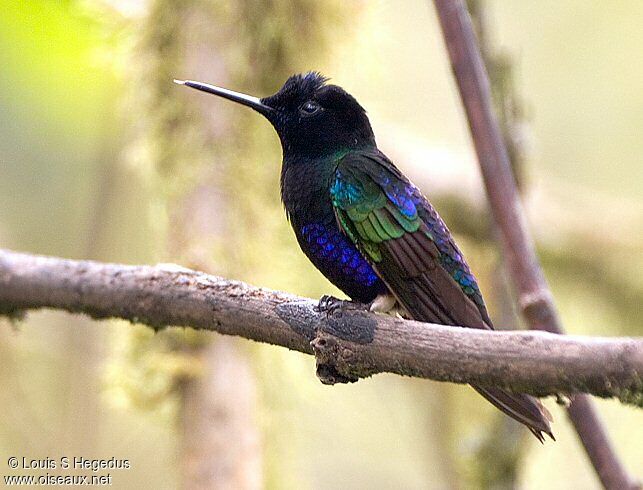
[{"x1": 175, "y1": 72, "x2": 553, "y2": 441}]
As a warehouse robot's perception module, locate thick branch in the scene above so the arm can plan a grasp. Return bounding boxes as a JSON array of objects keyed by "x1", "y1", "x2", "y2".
[
  {"x1": 1, "y1": 249, "x2": 641, "y2": 404},
  {"x1": 432, "y1": 1, "x2": 640, "y2": 488}
]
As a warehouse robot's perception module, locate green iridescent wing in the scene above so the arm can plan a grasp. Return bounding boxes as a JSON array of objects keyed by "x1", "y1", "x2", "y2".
[
  {"x1": 330, "y1": 148, "x2": 491, "y2": 329},
  {"x1": 331, "y1": 149, "x2": 554, "y2": 442}
]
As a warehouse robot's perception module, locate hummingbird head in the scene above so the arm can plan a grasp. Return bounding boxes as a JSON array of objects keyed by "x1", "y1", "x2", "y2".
[{"x1": 175, "y1": 72, "x2": 376, "y2": 159}]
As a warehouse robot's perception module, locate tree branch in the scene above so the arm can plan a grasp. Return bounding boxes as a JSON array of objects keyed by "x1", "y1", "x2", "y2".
[
  {"x1": 432, "y1": 1, "x2": 641, "y2": 488},
  {"x1": 1, "y1": 249, "x2": 641, "y2": 404}
]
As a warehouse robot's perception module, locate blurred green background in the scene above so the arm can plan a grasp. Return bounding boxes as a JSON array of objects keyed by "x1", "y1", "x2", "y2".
[{"x1": 0, "y1": 1, "x2": 641, "y2": 489}]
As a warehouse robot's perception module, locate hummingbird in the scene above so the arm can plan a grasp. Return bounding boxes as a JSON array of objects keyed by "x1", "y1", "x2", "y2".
[{"x1": 175, "y1": 72, "x2": 553, "y2": 442}]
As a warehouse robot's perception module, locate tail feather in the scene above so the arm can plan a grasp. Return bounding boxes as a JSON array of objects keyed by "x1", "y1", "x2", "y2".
[{"x1": 474, "y1": 386, "x2": 554, "y2": 443}]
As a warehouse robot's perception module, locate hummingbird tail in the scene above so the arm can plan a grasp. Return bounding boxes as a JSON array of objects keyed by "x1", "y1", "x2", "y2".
[{"x1": 473, "y1": 385, "x2": 555, "y2": 443}]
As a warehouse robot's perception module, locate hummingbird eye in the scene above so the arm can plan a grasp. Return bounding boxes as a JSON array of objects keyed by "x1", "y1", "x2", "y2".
[{"x1": 300, "y1": 100, "x2": 322, "y2": 116}]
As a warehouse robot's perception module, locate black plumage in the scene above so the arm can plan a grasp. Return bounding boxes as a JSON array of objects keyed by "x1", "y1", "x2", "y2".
[{"x1": 176, "y1": 72, "x2": 554, "y2": 441}]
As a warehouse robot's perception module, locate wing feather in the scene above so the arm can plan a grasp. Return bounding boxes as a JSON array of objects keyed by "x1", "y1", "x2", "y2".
[{"x1": 330, "y1": 148, "x2": 553, "y2": 441}]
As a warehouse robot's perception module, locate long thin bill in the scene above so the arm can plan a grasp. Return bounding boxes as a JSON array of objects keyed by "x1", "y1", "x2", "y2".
[{"x1": 174, "y1": 79, "x2": 274, "y2": 117}]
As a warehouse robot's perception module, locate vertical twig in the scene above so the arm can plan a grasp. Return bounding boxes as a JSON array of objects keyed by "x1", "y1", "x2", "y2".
[
  {"x1": 431, "y1": 1, "x2": 640, "y2": 489},
  {"x1": 466, "y1": 2, "x2": 529, "y2": 487}
]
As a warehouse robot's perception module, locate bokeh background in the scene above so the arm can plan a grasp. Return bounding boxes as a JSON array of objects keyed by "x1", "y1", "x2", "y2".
[{"x1": 1, "y1": 1, "x2": 641, "y2": 488}]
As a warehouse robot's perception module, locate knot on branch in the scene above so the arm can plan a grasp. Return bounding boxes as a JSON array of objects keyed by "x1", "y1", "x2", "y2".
[
  {"x1": 311, "y1": 334, "x2": 359, "y2": 385},
  {"x1": 310, "y1": 305, "x2": 379, "y2": 385}
]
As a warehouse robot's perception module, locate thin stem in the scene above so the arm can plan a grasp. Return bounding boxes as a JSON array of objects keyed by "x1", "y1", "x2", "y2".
[{"x1": 431, "y1": 1, "x2": 640, "y2": 488}]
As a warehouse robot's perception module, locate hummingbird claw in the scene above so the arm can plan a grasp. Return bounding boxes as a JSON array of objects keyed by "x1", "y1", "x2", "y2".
[{"x1": 316, "y1": 295, "x2": 368, "y2": 317}]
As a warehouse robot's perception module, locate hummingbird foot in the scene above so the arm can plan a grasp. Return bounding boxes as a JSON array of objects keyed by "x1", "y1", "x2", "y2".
[
  {"x1": 316, "y1": 295, "x2": 368, "y2": 317},
  {"x1": 315, "y1": 295, "x2": 376, "y2": 345}
]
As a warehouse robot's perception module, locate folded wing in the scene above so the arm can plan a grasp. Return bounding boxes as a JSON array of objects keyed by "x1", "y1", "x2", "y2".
[{"x1": 330, "y1": 148, "x2": 553, "y2": 441}]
